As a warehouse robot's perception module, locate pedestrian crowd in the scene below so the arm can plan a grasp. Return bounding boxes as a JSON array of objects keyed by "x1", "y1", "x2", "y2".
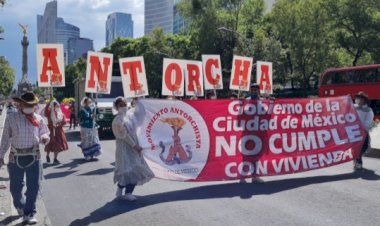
[{"x1": 0, "y1": 85, "x2": 374, "y2": 224}]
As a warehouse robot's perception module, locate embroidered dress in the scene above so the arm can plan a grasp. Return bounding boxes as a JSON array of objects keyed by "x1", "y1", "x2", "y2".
[
  {"x1": 44, "y1": 102, "x2": 69, "y2": 153},
  {"x1": 79, "y1": 107, "x2": 101, "y2": 157},
  {"x1": 112, "y1": 102, "x2": 154, "y2": 186}
]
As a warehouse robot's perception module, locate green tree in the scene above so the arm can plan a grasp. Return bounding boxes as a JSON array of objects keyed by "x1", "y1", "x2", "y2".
[
  {"x1": 102, "y1": 29, "x2": 198, "y2": 97},
  {"x1": 0, "y1": 57, "x2": 15, "y2": 96},
  {"x1": 323, "y1": 0, "x2": 380, "y2": 66},
  {"x1": 270, "y1": 0, "x2": 336, "y2": 92}
]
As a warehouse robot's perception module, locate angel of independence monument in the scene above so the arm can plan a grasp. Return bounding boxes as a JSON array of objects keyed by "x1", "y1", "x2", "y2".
[{"x1": 17, "y1": 24, "x2": 33, "y2": 94}]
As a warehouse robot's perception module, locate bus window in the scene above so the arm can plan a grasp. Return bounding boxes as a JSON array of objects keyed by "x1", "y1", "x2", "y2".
[
  {"x1": 375, "y1": 69, "x2": 380, "y2": 82},
  {"x1": 322, "y1": 72, "x2": 332, "y2": 85},
  {"x1": 330, "y1": 71, "x2": 353, "y2": 85}
]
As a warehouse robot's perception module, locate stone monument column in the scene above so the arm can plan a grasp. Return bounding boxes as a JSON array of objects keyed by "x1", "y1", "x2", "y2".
[
  {"x1": 21, "y1": 33, "x2": 29, "y2": 79},
  {"x1": 17, "y1": 24, "x2": 33, "y2": 94}
]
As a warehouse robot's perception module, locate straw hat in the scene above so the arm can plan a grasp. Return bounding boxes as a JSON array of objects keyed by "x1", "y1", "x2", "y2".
[
  {"x1": 354, "y1": 91, "x2": 369, "y2": 102},
  {"x1": 12, "y1": 92, "x2": 38, "y2": 105}
]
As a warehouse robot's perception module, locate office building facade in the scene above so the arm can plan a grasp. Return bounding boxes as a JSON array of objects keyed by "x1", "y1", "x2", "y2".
[
  {"x1": 145, "y1": 0, "x2": 175, "y2": 35},
  {"x1": 37, "y1": 1, "x2": 93, "y2": 65},
  {"x1": 106, "y1": 12, "x2": 133, "y2": 46},
  {"x1": 68, "y1": 38, "x2": 94, "y2": 64}
]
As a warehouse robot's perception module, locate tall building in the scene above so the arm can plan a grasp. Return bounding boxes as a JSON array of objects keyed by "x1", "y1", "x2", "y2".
[
  {"x1": 173, "y1": 0, "x2": 187, "y2": 34},
  {"x1": 106, "y1": 12, "x2": 134, "y2": 46},
  {"x1": 144, "y1": 0, "x2": 176, "y2": 35},
  {"x1": 37, "y1": 1, "x2": 93, "y2": 65},
  {"x1": 145, "y1": 0, "x2": 274, "y2": 35},
  {"x1": 55, "y1": 18, "x2": 80, "y2": 64},
  {"x1": 68, "y1": 38, "x2": 94, "y2": 64},
  {"x1": 37, "y1": 1, "x2": 57, "y2": 43}
]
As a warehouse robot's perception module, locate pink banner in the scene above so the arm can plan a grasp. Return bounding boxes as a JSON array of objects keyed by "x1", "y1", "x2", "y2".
[{"x1": 138, "y1": 96, "x2": 366, "y2": 181}]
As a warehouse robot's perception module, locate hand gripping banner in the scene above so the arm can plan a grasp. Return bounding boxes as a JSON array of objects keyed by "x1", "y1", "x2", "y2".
[{"x1": 136, "y1": 96, "x2": 365, "y2": 181}]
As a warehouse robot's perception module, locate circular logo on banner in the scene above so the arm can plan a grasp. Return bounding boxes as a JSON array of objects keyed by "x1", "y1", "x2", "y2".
[{"x1": 140, "y1": 100, "x2": 210, "y2": 181}]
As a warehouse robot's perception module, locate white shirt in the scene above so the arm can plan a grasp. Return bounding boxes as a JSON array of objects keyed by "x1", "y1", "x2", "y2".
[
  {"x1": 0, "y1": 111, "x2": 50, "y2": 158},
  {"x1": 354, "y1": 104, "x2": 374, "y2": 132}
]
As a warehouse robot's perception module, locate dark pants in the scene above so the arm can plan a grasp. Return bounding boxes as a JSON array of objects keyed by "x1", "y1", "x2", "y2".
[
  {"x1": 8, "y1": 155, "x2": 41, "y2": 216},
  {"x1": 118, "y1": 184, "x2": 136, "y2": 194},
  {"x1": 69, "y1": 113, "x2": 77, "y2": 129},
  {"x1": 356, "y1": 135, "x2": 369, "y2": 165}
]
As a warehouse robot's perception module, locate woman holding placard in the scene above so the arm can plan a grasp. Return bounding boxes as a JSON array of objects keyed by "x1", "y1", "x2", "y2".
[
  {"x1": 79, "y1": 97, "x2": 102, "y2": 160},
  {"x1": 112, "y1": 97, "x2": 154, "y2": 201},
  {"x1": 44, "y1": 100, "x2": 68, "y2": 164}
]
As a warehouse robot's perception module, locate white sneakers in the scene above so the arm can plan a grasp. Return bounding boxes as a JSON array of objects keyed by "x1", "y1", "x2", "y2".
[
  {"x1": 23, "y1": 214, "x2": 38, "y2": 225},
  {"x1": 115, "y1": 188, "x2": 137, "y2": 201},
  {"x1": 124, "y1": 193, "x2": 137, "y2": 201},
  {"x1": 115, "y1": 187, "x2": 123, "y2": 198}
]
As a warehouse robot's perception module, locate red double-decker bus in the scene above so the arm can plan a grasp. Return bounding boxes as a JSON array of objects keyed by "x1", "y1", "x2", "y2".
[{"x1": 319, "y1": 64, "x2": 380, "y2": 117}]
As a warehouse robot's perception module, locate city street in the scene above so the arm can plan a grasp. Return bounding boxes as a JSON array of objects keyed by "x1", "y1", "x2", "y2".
[{"x1": 40, "y1": 130, "x2": 380, "y2": 226}]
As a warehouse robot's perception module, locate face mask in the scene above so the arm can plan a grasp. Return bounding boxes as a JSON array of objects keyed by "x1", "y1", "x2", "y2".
[
  {"x1": 22, "y1": 107, "x2": 34, "y2": 114},
  {"x1": 355, "y1": 98, "x2": 362, "y2": 105},
  {"x1": 118, "y1": 106, "x2": 128, "y2": 114}
]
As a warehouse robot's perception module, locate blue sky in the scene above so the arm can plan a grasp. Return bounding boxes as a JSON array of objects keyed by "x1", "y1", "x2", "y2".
[{"x1": 0, "y1": 0, "x2": 144, "y2": 86}]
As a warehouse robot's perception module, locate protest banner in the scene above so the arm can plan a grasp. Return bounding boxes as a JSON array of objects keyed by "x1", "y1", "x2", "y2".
[
  {"x1": 257, "y1": 61, "x2": 273, "y2": 95},
  {"x1": 37, "y1": 44, "x2": 65, "y2": 87},
  {"x1": 136, "y1": 96, "x2": 365, "y2": 181},
  {"x1": 202, "y1": 55, "x2": 223, "y2": 90},
  {"x1": 119, "y1": 56, "x2": 149, "y2": 98},
  {"x1": 185, "y1": 60, "x2": 204, "y2": 97},
  {"x1": 230, "y1": 55, "x2": 253, "y2": 92},
  {"x1": 85, "y1": 51, "x2": 113, "y2": 94}
]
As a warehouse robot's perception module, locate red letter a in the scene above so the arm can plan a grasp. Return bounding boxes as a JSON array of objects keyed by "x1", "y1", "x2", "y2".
[{"x1": 40, "y1": 48, "x2": 61, "y2": 83}]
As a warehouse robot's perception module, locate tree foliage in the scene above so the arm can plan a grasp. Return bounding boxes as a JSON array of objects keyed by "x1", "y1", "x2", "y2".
[
  {"x1": 0, "y1": 57, "x2": 15, "y2": 96},
  {"x1": 102, "y1": 29, "x2": 196, "y2": 98},
  {"x1": 323, "y1": 0, "x2": 380, "y2": 66}
]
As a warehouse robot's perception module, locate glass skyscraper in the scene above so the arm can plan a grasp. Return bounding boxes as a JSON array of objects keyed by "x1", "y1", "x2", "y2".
[
  {"x1": 173, "y1": 0, "x2": 187, "y2": 34},
  {"x1": 37, "y1": 0, "x2": 93, "y2": 65},
  {"x1": 68, "y1": 38, "x2": 94, "y2": 64},
  {"x1": 145, "y1": 0, "x2": 176, "y2": 35},
  {"x1": 106, "y1": 12, "x2": 134, "y2": 47}
]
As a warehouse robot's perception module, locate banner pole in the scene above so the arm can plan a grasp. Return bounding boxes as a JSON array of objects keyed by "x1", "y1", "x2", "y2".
[
  {"x1": 212, "y1": 67, "x2": 216, "y2": 99},
  {"x1": 49, "y1": 66, "x2": 56, "y2": 137},
  {"x1": 94, "y1": 85, "x2": 98, "y2": 129},
  {"x1": 131, "y1": 67, "x2": 137, "y2": 98}
]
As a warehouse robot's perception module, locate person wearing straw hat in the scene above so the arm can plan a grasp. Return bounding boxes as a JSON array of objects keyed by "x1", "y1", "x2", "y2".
[
  {"x1": 44, "y1": 99, "x2": 68, "y2": 164},
  {"x1": 353, "y1": 91, "x2": 374, "y2": 170},
  {"x1": 0, "y1": 92, "x2": 50, "y2": 225},
  {"x1": 112, "y1": 97, "x2": 154, "y2": 201}
]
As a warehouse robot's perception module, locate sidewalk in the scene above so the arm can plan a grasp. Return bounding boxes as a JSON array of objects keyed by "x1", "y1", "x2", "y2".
[{"x1": 0, "y1": 110, "x2": 51, "y2": 226}]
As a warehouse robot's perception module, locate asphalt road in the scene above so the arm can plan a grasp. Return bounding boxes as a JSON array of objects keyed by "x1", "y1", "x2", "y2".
[{"x1": 41, "y1": 130, "x2": 380, "y2": 226}]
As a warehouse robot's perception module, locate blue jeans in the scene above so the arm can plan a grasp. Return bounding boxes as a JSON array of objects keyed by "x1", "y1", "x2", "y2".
[
  {"x1": 8, "y1": 155, "x2": 41, "y2": 216},
  {"x1": 356, "y1": 135, "x2": 369, "y2": 165}
]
